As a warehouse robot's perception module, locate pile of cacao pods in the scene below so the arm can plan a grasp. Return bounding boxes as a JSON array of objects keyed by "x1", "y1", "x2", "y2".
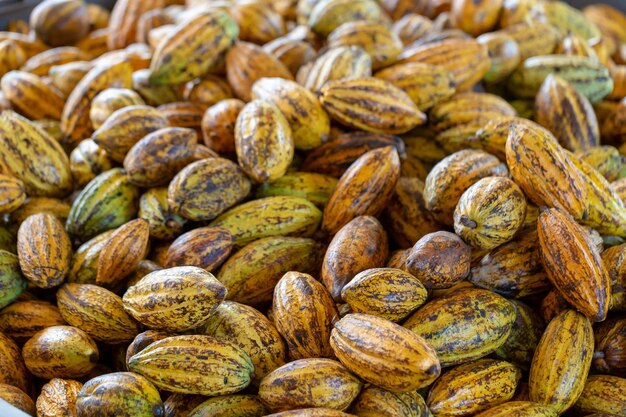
[{"x1": 0, "y1": 0, "x2": 625, "y2": 415}]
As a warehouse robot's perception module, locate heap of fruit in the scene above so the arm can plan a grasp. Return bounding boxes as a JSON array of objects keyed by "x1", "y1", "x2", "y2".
[{"x1": 0, "y1": 0, "x2": 625, "y2": 415}]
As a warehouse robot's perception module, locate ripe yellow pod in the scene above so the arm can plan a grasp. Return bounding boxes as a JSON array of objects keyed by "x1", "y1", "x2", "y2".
[
  {"x1": 398, "y1": 39, "x2": 490, "y2": 91},
  {"x1": 425, "y1": 149, "x2": 508, "y2": 225},
  {"x1": 538, "y1": 208, "x2": 611, "y2": 322},
  {"x1": 0, "y1": 384, "x2": 35, "y2": 416},
  {"x1": 22, "y1": 325, "x2": 99, "y2": 379},
  {"x1": 341, "y1": 268, "x2": 427, "y2": 322},
  {"x1": 505, "y1": 121, "x2": 589, "y2": 220},
  {"x1": 323, "y1": 147, "x2": 401, "y2": 235},
  {"x1": 473, "y1": 401, "x2": 558, "y2": 417},
  {"x1": 404, "y1": 288, "x2": 516, "y2": 366},
  {"x1": 0, "y1": 331, "x2": 31, "y2": 393},
  {"x1": 528, "y1": 309, "x2": 594, "y2": 413},
  {"x1": 451, "y1": 0, "x2": 503, "y2": 36},
  {"x1": 17, "y1": 213, "x2": 72, "y2": 289},
  {"x1": 128, "y1": 335, "x2": 254, "y2": 396},
  {"x1": 319, "y1": 77, "x2": 426, "y2": 135},
  {"x1": 57, "y1": 283, "x2": 141, "y2": 344},
  {"x1": 210, "y1": 196, "x2": 322, "y2": 246},
  {"x1": 235, "y1": 99, "x2": 294, "y2": 183},
  {"x1": 349, "y1": 386, "x2": 429, "y2": 417},
  {"x1": 327, "y1": 21, "x2": 402, "y2": 70},
  {"x1": 273, "y1": 272, "x2": 338, "y2": 359},
  {"x1": 201, "y1": 301, "x2": 287, "y2": 384},
  {"x1": 454, "y1": 177, "x2": 527, "y2": 251},
  {"x1": 573, "y1": 375, "x2": 626, "y2": 415},
  {"x1": 0, "y1": 300, "x2": 65, "y2": 342},
  {"x1": 331, "y1": 313, "x2": 440, "y2": 392},
  {"x1": 123, "y1": 266, "x2": 227, "y2": 332},
  {"x1": 259, "y1": 358, "x2": 363, "y2": 411}
]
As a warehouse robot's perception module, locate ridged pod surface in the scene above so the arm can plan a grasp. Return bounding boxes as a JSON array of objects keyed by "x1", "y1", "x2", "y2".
[
  {"x1": 398, "y1": 39, "x2": 490, "y2": 91},
  {"x1": 201, "y1": 301, "x2": 287, "y2": 384},
  {"x1": 61, "y1": 60, "x2": 133, "y2": 146},
  {"x1": 508, "y1": 55, "x2": 613, "y2": 103},
  {"x1": 349, "y1": 386, "x2": 430, "y2": 417},
  {"x1": 308, "y1": 0, "x2": 381, "y2": 36},
  {"x1": 217, "y1": 237, "x2": 323, "y2": 306},
  {"x1": 538, "y1": 208, "x2": 611, "y2": 322},
  {"x1": 331, "y1": 313, "x2": 440, "y2": 392},
  {"x1": 123, "y1": 266, "x2": 227, "y2": 332},
  {"x1": 528, "y1": 309, "x2": 594, "y2": 413},
  {"x1": 342, "y1": 268, "x2": 427, "y2": 322},
  {"x1": 226, "y1": 42, "x2": 293, "y2": 102},
  {"x1": 535, "y1": 74, "x2": 600, "y2": 151},
  {"x1": 323, "y1": 147, "x2": 401, "y2": 235},
  {"x1": 498, "y1": 22, "x2": 559, "y2": 60},
  {"x1": 454, "y1": 177, "x2": 527, "y2": 251},
  {"x1": 128, "y1": 335, "x2": 254, "y2": 396},
  {"x1": 375, "y1": 62, "x2": 455, "y2": 111},
  {"x1": 319, "y1": 77, "x2": 426, "y2": 135},
  {"x1": 251, "y1": 78, "x2": 329, "y2": 150},
  {"x1": 428, "y1": 92, "x2": 517, "y2": 153},
  {"x1": 0, "y1": 110, "x2": 72, "y2": 197},
  {"x1": 505, "y1": 121, "x2": 589, "y2": 220},
  {"x1": 57, "y1": 283, "x2": 140, "y2": 343},
  {"x1": 150, "y1": 11, "x2": 238, "y2": 85},
  {"x1": 95, "y1": 218, "x2": 150, "y2": 287},
  {"x1": 30, "y1": 0, "x2": 89, "y2": 47},
  {"x1": 66, "y1": 168, "x2": 139, "y2": 242},
  {"x1": 569, "y1": 154, "x2": 626, "y2": 237},
  {"x1": 36, "y1": 378, "x2": 83, "y2": 417},
  {"x1": 210, "y1": 196, "x2": 322, "y2": 246},
  {"x1": 18, "y1": 213, "x2": 72, "y2": 289},
  {"x1": 404, "y1": 288, "x2": 516, "y2": 366},
  {"x1": 424, "y1": 149, "x2": 508, "y2": 225},
  {"x1": 426, "y1": 359, "x2": 522, "y2": 416},
  {"x1": 168, "y1": 157, "x2": 251, "y2": 222},
  {"x1": 302, "y1": 132, "x2": 404, "y2": 178},
  {"x1": 0, "y1": 300, "x2": 65, "y2": 342},
  {"x1": 124, "y1": 127, "x2": 197, "y2": 187},
  {"x1": 235, "y1": 99, "x2": 294, "y2": 183},
  {"x1": 165, "y1": 226, "x2": 233, "y2": 271},
  {"x1": 75, "y1": 372, "x2": 163, "y2": 417},
  {"x1": 593, "y1": 317, "x2": 626, "y2": 375},
  {"x1": 573, "y1": 374, "x2": 626, "y2": 415},
  {"x1": 298, "y1": 46, "x2": 372, "y2": 92},
  {"x1": 91, "y1": 104, "x2": 168, "y2": 163},
  {"x1": 0, "y1": 174, "x2": 25, "y2": 216},
  {"x1": 493, "y1": 300, "x2": 545, "y2": 370},
  {"x1": 1, "y1": 70, "x2": 65, "y2": 120},
  {"x1": 188, "y1": 395, "x2": 268, "y2": 417},
  {"x1": 0, "y1": 331, "x2": 30, "y2": 393},
  {"x1": 327, "y1": 21, "x2": 402, "y2": 70},
  {"x1": 259, "y1": 358, "x2": 362, "y2": 411},
  {"x1": 273, "y1": 272, "x2": 338, "y2": 359},
  {"x1": 22, "y1": 46, "x2": 89, "y2": 76},
  {"x1": 473, "y1": 401, "x2": 558, "y2": 417},
  {"x1": 255, "y1": 172, "x2": 338, "y2": 208}
]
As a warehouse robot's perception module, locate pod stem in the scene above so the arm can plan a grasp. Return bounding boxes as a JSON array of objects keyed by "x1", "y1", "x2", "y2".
[{"x1": 459, "y1": 215, "x2": 477, "y2": 229}]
